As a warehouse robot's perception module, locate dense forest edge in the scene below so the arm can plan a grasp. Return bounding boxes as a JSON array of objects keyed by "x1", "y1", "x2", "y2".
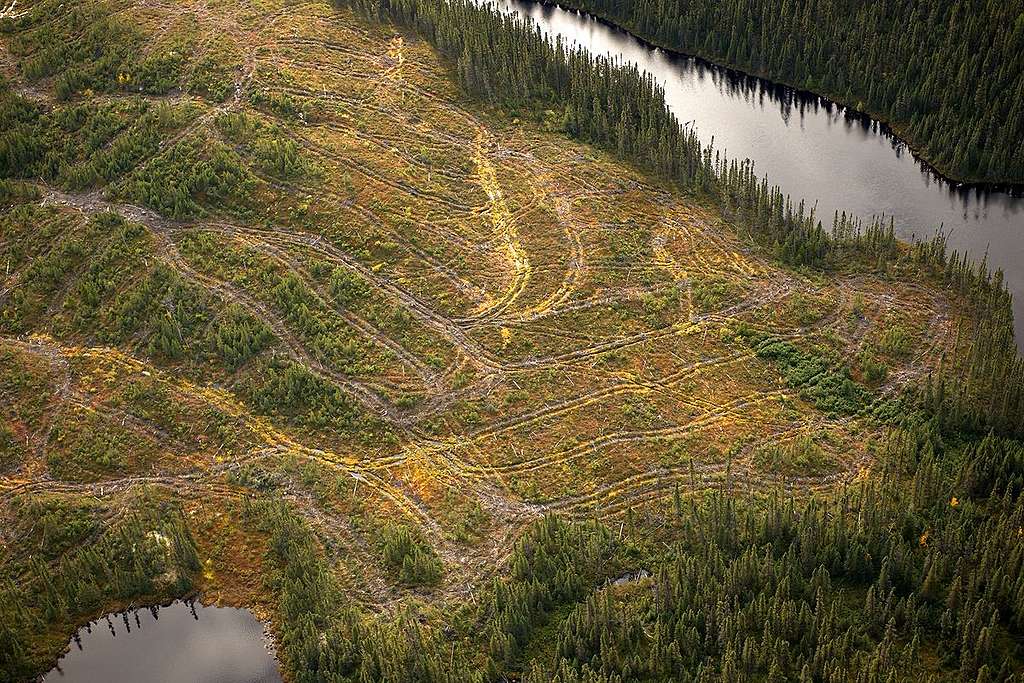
[
  {"x1": 0, "y1": 0, "x2": 1023, "y2": 680},
  {"x1": 536, "y1": 0, "x2": 1024, "y2": 187}
]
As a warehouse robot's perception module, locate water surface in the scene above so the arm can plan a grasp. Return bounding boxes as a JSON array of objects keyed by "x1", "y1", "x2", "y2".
[
  {"x1": 44, "y1": 601, "x2": 281, "y2": 683},
  {"x1": 491, "y1": 0, "x2": 1024, "y2": 337}
]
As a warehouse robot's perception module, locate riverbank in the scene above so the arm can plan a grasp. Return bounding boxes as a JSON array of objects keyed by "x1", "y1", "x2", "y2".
[{"x1": 536, "y1": 0, "x2": 1024, "y2": 193}]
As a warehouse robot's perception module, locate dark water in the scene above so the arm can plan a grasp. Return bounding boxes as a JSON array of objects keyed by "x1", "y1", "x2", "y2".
[
  {"x1": 44, "y1": 601, "x2": 281, "y2": 683},
  {"x1": 491, "y1": 0, "x2": 1024, "y2": 339}
]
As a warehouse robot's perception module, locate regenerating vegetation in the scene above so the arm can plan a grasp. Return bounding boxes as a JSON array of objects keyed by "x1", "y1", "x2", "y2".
[{"x1": 0, "y1": 0, "x2": 1023, "y2": 681}]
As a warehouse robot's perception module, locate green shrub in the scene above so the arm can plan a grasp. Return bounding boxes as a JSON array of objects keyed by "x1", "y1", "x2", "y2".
[
  {"x1": 858, "y1": 349, "x2": 888, "y2": 385},
  {"x1": 692, "y1": 276, "x2": 732, "y2": 312},
  {"x1": 879, "y1": 324, "x2": 912, "y2": 358},
  {"x1": 212, "y1": 305, "x2": 274, "y2": 370},
  {"x1": 115, "y1": 136, "x2": 257, "y2": 218},
  {"x1": 746, "y1": 334, "x2": 871, "y2": 414},
  {"x1": 245, "y1": 359, "x2": 360, "y2": 433},
  {"x1": 217, "y1": 112, "x2": 317, "y2": 180},
  {"x1": 380, "y1": 523, "x2": 443, "y2": 587}
]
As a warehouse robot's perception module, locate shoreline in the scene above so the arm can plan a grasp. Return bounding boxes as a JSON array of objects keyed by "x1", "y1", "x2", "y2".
[
  {"x1": 526, "y1": 0, "x2": 1024, "y2": 197},
  {"x1": 38, "y1": 596, "x2": 282, "y2": 683}
]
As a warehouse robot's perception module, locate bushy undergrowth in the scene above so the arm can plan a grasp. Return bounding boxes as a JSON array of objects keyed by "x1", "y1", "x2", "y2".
[
  {"x1": 736, "y1": 328, "x2": 872, "y2": 414},
  {"x1": 380, "y1": 524, "x2": 443, "y2": 587}
]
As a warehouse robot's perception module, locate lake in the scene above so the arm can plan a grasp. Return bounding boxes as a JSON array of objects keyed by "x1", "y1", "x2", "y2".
[{"x1": 44, "y1": 601, "x2": 281, "y2": 683}]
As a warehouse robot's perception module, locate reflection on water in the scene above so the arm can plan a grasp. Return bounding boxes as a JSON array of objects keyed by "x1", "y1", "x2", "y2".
[
  {"x1": 490, "y1": 0, "x2": 1024, "y2": 339},
  {"x1": 44, "y1": 601, "x2": 282, "y2": 683}
]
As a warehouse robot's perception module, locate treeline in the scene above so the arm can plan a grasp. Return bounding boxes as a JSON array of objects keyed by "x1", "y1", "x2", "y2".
[
  {"x1": 0, "y1": 502, "x2": 199, "y2": 682},
  {"x1": 242, "y1": 497, "x2": 619, "y2": 682},
  {"x1": 556, "y1": 0, "x2": 1024, "y2": 184},
  {"x1": 240, "y1": 403, "x2": 1024, "y2": 681},
  {"x1": 520, "y1": 421, "x2": 1024, "y2": 681},
  {"x1": 502, "y1": 413, "x2": 1024, "y2": 681},
  {"x1": 480, "y1": 515, "x2": 616, "y2": 677},
  {"x1": 909, "y1": 237, "x2": 1024, "y2": 439},
  {"x1": 243, "y1": 497, "x2": 479, "y2": 682}
]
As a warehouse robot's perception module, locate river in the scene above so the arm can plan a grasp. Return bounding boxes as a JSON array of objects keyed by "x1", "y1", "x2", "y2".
[
  {"x1": 490, "y1": 0, "x2": 1024, "y2": 339},
  {"x1": 43, "y1": 601, "x2": 281, "y2": 683}
]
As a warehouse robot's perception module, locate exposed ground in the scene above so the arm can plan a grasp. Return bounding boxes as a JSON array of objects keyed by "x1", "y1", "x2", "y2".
[{"x1": 0, "y1": 0, "x2": 961, "y2": 621}]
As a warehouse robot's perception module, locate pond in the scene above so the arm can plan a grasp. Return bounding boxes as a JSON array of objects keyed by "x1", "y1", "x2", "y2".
[
  {"x1": 491, "y1": 0, "x2": 1024, "y2": 339},
  {"x1": 44, "y1": 601, "x2": 282, "y2": 683}
]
